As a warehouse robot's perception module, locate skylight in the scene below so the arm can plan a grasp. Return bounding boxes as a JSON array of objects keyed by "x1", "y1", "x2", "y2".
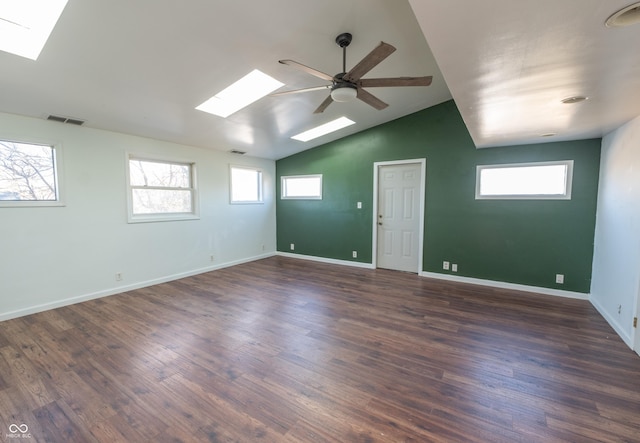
[
  {"x1": 291, "y1": 117, "x2": 356, "y2": 142},
  {"x1": 196, "y1": 70, "x2": 284, "y2": 118},
  {"x1": 0, "y1": 0, "x2": 68, "y2": 60}
]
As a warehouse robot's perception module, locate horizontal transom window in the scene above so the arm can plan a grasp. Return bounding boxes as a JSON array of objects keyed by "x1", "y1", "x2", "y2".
[
  {"x1": 281, "y1": 174, "x2": 322, "y2": 200},
  {"x1": 476, "y1": 160, "x2": 573, "y2": 200}
]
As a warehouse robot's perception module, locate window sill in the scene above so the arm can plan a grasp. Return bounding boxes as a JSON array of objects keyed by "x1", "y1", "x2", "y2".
[
  {"x1": 0, "y1": 201, "x2": 65, "y2": 208},
  {"x1": 127, "y1": 213, "x2": 200, "y2": 224}
]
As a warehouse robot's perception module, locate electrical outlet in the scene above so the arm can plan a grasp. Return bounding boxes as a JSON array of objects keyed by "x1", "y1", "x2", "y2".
[
  {"x1": 357, "y1": 202, "x2": 362, "y2": 209},
  {"x1": 555, "y1": 274, "x2": 564, "y2": 284},
  {"x1": 290, "y1": 243, "x2": 295, "y2": 251},
  {"x1": 115, "y1": 272, "x2": 122, "y2": 281},
  {"x1": 443, "y1": 261, "x2": 450, "y2": 270},
  {"x1": 210, "y1": 255, "x2": 215, "y2": 262},
  {"x1": 451, "y1": 263, "x2": 458, "y2": 272},
  {"x1": 352, "y1": 250, "x2": 357, "y2": 258},
  {"x1": 618, "y1": 304, "x2": 622, "y2": 314}
]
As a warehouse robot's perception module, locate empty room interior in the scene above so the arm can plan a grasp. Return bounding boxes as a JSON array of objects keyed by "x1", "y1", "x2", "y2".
[{"x1": 1, "y1": 0, "x2": 640, "y2": 441}]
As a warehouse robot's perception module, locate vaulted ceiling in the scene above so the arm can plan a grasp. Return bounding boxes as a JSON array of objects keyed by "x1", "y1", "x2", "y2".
[
  {"x1": 1, "y1": 0, "x2": 639, "y2": 159},
  {"x1": 410, "y1": 0, "x2": 640, "y2": 149}
]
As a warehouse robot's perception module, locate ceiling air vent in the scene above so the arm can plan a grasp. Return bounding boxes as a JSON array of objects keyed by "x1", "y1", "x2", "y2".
[
  {"x1": 230, "y1": 149, "x2": 246, "y2": 155},
  {"x1": 47, "y1": 115, "x2": 85, "y2": 125}
]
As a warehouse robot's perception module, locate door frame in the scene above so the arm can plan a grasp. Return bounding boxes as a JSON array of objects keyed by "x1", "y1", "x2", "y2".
[
  {"x1": 634, "y1": 276, "x2": 640, "y2": 356},
  {"x1": 371, "y1": 158, "x2": 426, "y2": 272}
]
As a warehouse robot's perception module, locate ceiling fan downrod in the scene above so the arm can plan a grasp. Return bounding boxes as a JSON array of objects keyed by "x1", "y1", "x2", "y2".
[{"x1": 335, "y1": 32, "x2": 352, "y2": 74}]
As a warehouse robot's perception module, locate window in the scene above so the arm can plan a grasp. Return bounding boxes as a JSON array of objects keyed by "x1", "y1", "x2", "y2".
[
  {"x1": 127, "y1": 155, "x2": 198, "y2": 222},
  {"x1": 476, "y1": 160, "x2": 573, "y2": 200},
  {"x1": 281, "y1": 174, "x2": 322, "y2": 200},
  {"x1": 230, "y1": 166, "x2": 263, "y2": 204},
  {"x1": 0, "y1": 139, "x2": 62, "y2": 207}
]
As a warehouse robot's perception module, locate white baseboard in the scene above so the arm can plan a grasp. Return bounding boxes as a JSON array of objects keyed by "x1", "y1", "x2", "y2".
[
  {"x1": 278, "y1": 256, "x2": 631, "y2": 352},
  {"x1": 6, "y1": 251, "x2": 631, "y2": 353},
  {"x1": 277, "y1": 252, "x2": 375, "y2": 269},
  {"x1": 420, "y1": 271, "x2": 590, "y2": 300},
  {"x1": 589, "y1": 297, "x2": 633, "y2": 348},
  {"x1": 276, "y1": 253, "x2": 587, "y2": 300},
  {"x1": 0, "y1": 252, "x2": 276, "y2": 323}
]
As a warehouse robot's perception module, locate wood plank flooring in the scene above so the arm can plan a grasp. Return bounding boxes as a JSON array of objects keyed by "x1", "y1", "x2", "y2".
[{"x1": 1, "y1": 256, "x2": 640, "y2": 442}]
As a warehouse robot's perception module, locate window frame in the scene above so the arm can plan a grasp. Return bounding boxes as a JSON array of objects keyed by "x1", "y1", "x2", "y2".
[
  {"x1": 281, "y1": 174, "x2": 323, "y2": 200},
  {"x1": 0, "y1": 138, "x2": 65, "y2": 208},
  {"x1": 229, "y1": 165, "x2": 264, "y2": 205},
  {"x1": 126, "y1": 153, "x2": 199, "y2": 223},
  {"x1": 475, "y1": 160, "x2": 574, "y2": 200}
]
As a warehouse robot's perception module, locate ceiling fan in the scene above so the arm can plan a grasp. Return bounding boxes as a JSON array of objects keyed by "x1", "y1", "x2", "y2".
[{"x1": 273, "y1": 32, "x2": 432, "y2": 114}]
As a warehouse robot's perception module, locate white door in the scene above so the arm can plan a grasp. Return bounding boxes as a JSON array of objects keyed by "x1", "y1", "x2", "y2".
[{"x1": 376, "y1": 163, "x2": 422, "y2": 273}]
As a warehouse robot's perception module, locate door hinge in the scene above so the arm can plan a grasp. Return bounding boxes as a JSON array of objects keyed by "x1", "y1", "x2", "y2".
[{"x1": 634, "y1": 317, "x2": 638, "y2": 328}]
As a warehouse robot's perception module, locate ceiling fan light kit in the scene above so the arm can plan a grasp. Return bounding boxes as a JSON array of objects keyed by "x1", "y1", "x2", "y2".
[
  {"x1": 275, "y1": 32, "x2": 433, "y2": 113},
  {"x1": 330, "y1": 83, "x2": 357, "y2": 102}
]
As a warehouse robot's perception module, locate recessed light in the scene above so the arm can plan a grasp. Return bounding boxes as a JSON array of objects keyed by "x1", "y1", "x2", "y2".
[
  {"x1": 196, "y1": 69, "x2": 284, "y2": 118},
  {"x1": 606, "y1": 2, "x2": 640, "y2": 27},
  {"x1": 0, "y1": 0, "x2": 69, "y2": 60},
  {"x1": 561, "y1": 96, "x2": 588, "y2": 104},
  {"x1": 291, "y1": 117, "x2": 356, "y2": 142}
]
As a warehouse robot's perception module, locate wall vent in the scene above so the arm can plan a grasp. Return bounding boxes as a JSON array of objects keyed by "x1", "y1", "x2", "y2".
[
  {"x1": 47, "y1": 115, "x2": 85, "y2": 125},
  {"x1": 230, "y1": 149, "x2": 246, "y2": 155}
]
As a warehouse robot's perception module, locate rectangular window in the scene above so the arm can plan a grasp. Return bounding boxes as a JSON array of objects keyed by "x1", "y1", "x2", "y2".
[
  {"x1": 476, "y1": 160, "x2": 573, "y2": 200},
  {"x1": 230, "y1": 165, "x2": 263, "y2": 204},
  {"x1": 281, "y1": 174, "x2": 322, "y2": 200},
  {"x1": 0, "y1": 139, "x2": 63, "y2": 207},
  {"x1": 127, "y1": 155, "x2": 198, "y2": 222}
]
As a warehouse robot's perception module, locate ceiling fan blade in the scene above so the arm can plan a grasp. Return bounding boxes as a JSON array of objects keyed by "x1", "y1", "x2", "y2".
[
  {"x1": 343, "y1": 42, "x2": 396, "y2": 82},
  {"x1": 279, "y1": 60, "x2": 334, "y2": 81},
  {"x1": 358, "y1": 76, "x2": 433, "y2": 88},
  {"x1": 357, "y1": 88, "x2": 388, "y2": 110},
  {"x1": 270, "y1": 85, "x2": 331, "y2": 97},
  {"x1": 313, "y1": 95, "x2": 334, "y2": 114}
]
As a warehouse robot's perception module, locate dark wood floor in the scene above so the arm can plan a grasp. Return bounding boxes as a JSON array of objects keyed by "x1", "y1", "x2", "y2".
[{"x1": 1, "y1": 256, "x2": 640, "y2": 442}]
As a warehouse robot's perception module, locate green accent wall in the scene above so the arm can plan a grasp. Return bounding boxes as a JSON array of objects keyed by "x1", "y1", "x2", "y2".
[{"x1": 276, "y1": 100, "x2": 601, "y2": 293}]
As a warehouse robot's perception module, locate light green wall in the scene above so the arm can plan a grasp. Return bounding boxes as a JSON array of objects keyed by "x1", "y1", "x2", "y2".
[
  {"x1": 0, "y1": 111, "x2": 276, "y2": 321},
  {"x1": 276, "y1": 100, "x2": 601, "y2": 293}
]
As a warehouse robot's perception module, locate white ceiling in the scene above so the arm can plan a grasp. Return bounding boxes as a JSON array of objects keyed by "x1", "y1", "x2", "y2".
[
  {"x1": 409, "y1": 0, "x2": 640, "y2": 148},
  {"x1": 0, "y1": 0, "x2": 450, "y2": 160},
  {"x1": 1, "y1": 1, "x2": 639, "y2": 160}
]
